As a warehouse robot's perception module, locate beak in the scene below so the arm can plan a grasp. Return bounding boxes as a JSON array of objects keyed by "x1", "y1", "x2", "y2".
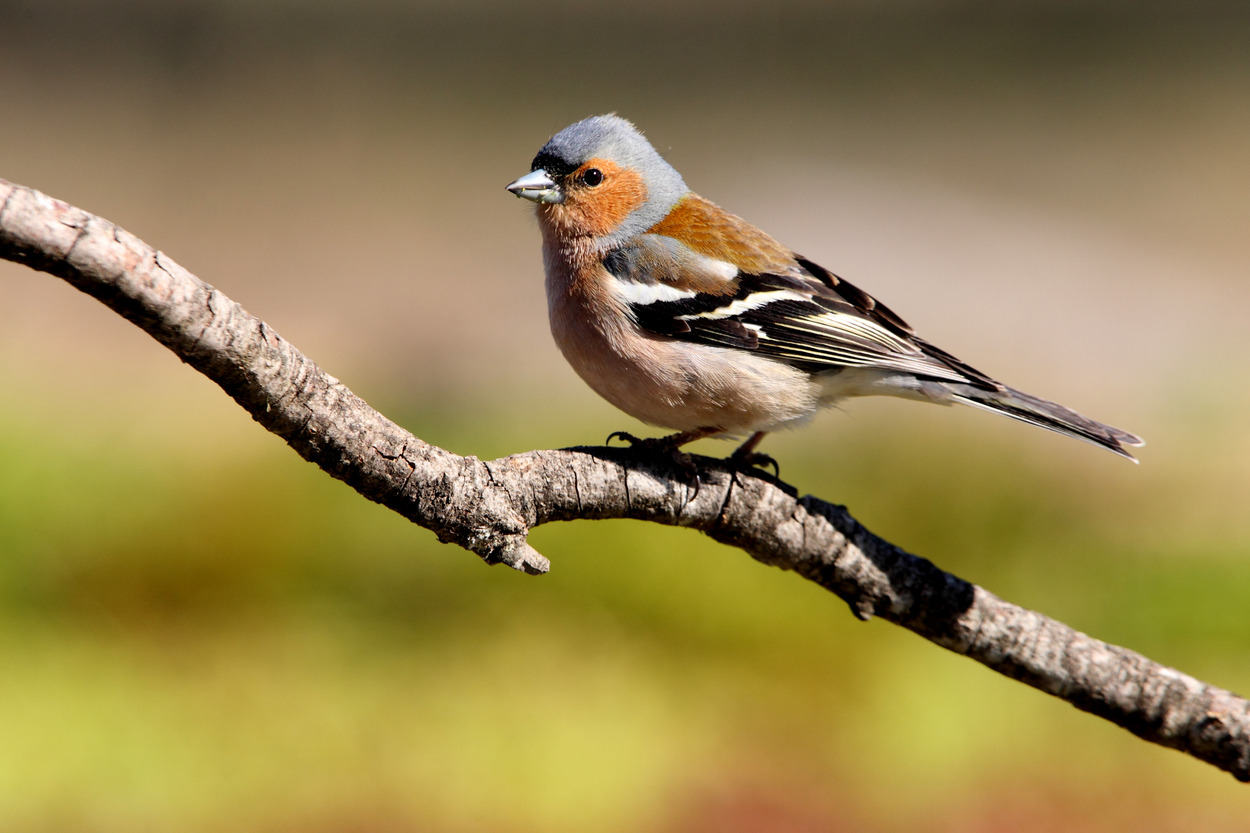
[{"x1": 506, "y1": 169, "x2": 562, "y2": 204}]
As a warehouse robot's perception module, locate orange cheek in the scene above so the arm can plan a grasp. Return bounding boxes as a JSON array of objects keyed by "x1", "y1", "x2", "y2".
[{"x1": 543, "y1": 165, "x2": 649, "y2": 239}]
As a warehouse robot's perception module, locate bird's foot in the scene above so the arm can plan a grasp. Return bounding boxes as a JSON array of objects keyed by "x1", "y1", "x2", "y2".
[
  {"x1": 606, "y1": 430, "x2": 706, "y2": 487},
  {"x1": 728, "y1": 431, "x2": 779, "y2": 477},
  {"x1": 729, "y1": 449, "x2": 780, "y2": 478}
]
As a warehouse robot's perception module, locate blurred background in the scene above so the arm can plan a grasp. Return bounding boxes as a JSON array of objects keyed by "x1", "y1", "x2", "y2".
[{"x1": 1, "y1": 0, "x2": 1248, "y2": 829}]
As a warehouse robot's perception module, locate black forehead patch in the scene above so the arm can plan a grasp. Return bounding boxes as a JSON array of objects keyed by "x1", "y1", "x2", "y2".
[{"x1": 531, "y1": 151, "x2": 578, "y2": 179}]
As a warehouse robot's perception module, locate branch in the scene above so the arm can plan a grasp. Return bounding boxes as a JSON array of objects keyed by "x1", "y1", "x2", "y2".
[{"x1": 2, "y1": 177, "x2": 1247, "y2": 781}]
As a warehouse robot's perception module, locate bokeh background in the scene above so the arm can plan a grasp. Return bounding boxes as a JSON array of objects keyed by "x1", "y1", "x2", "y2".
[{"x1": 2, "y1": 0, "x2": 1249, "y2": 829}]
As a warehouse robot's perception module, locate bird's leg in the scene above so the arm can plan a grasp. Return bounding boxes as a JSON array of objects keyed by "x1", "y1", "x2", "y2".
[{"x1": 729, "y1": 431, "x2": 779, "y2": 477}]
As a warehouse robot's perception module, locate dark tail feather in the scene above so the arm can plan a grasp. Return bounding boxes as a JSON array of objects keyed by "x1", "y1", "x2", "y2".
[{"x1": 951, "y1": 386, "x2": 1145, "y2": 462}]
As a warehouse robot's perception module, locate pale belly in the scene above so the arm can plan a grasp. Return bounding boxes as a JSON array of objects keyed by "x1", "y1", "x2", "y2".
[{"x1": 549, "y1": 295, "x2": 820, "y2": 435}]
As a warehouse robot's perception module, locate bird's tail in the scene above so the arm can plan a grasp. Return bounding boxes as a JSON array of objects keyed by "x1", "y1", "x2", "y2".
[{"x1": 949, "y1": 385, "x2": 1144, "y2": 462}]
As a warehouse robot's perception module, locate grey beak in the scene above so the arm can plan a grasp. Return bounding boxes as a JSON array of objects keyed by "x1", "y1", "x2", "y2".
[{"x1": 506, "y1": 169, "x2": 562, "y2": 204}]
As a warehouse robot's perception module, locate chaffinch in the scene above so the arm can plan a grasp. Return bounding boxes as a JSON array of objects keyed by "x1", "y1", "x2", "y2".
[{"x1": 507, "y1": 114, "x2": 1142, "y2": 463}]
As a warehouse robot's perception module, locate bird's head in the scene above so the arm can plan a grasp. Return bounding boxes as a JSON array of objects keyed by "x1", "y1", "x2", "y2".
[{"x1": 507, "y1": 114, "x2": 688, "y2": 247}]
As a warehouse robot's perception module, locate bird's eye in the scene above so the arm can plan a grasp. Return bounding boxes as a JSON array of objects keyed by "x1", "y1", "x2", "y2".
[{"x1": 581, "y1": 168, "x2": 604, "y2": 187}]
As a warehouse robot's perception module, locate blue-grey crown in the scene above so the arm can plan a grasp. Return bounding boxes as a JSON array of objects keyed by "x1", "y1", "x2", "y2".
[{"x1": 533, "y1": 115, "x2": 689, "y2": 242}]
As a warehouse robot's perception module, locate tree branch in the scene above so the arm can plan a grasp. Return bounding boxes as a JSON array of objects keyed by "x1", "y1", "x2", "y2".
[{"x1": 2, "y1": 177, "x2": 1247, "y2": 781}]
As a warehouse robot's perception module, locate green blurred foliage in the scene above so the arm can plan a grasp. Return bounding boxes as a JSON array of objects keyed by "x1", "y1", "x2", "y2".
[{"x1": 1, "y1": 376, "x2": 1247, "y2": 831}]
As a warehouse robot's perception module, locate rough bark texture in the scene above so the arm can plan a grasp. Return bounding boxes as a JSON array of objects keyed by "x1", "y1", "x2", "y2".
[{"x1": 2, "y1": 177, "x2": 1247, "y2": 781}]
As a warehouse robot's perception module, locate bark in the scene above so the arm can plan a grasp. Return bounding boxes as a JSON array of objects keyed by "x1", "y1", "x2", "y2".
[{"x1": 2, "y1": 177, "x2": 1247, "y2": 781}]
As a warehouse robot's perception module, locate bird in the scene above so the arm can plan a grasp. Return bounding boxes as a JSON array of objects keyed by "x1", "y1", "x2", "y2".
[{"x1": 506, "y1": 114, "x2": 1142, "y2": 467}]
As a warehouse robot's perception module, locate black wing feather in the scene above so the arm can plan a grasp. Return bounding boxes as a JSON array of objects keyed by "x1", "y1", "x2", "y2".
[{"x1": 612, "y1": 241, "x2": 1001, "y2": 391}]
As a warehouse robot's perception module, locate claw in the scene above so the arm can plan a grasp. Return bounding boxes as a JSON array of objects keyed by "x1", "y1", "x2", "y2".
[
  {"x1": 669, "y1": 450, "x2": 701, "y2": 493},
  {"x1": 606, "y1": 430, "x2": 643, "y2": 446}
]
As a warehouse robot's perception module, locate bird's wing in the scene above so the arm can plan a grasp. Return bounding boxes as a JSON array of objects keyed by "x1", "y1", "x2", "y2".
[{"x1": 609, "y1": 199, "x2": 1001, "y2": 389}]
